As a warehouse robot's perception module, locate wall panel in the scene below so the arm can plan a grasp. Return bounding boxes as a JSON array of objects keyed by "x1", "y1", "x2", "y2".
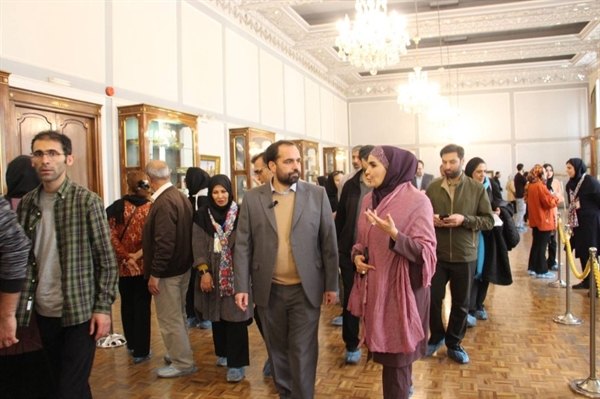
[
  {"x1": 113, "y1": 1, "x2": 177, "y2": 100},
  {"x1": 1, "y1": 1, "x2": 105, "y2": 83},
  {"x1": 320, "y1": 89, "x2": 335, "y2": 143},
  {"x1": 259, "y1": 50, "x2": 284, "y2": 129},
  {"x1": 284, "y1": 65, "x2": 306, "y2": 135},
  {"x1": 225, "y1": 28, "x2": 259, "y2": 122},
  {"x1": 515, "y1": 88, "x2": 588, "y2": 140},
  {"x1": 305, "y1": 78, "x2": 321, "y2": 139},
  {"x1": 182, "y1": 3, "x2": 224, "y2": 113},
  {"x1": 349, "y1": 101, "x2": 415, "y2": 146},
  {"x1": 334, "y1": 96, "x2": 349, "y2": 145}
]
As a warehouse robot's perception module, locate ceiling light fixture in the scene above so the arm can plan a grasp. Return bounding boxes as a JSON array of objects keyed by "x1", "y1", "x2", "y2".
[
  {"x1": 397, "y1": 0, "x2": 441, "y2": 114},
  {"x1": 335, "y1": 0, "x2": 410, "y2": 76}
]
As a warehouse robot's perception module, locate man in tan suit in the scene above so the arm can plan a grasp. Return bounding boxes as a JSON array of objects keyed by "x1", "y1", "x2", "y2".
[{"x1": 234, "y1": 140, "x2": 338, "y2": 399}]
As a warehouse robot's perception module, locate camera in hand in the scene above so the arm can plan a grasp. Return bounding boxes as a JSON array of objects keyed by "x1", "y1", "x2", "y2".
[{"x1": 439, "y1": 214, "x2": 450, "y2": 220}]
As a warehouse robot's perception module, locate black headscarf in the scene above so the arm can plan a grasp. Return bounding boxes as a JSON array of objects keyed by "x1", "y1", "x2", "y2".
[
  {"x1": 370, "y1": 146, "x2": 417, "y2": 209},
  {"x1": 317, "y1": 176, "x2": 327, "y2": 187},
  {"x1": 5, "y1": 155, "x2": 40, "y2": 201},
  {"x1": 186, "y1": 167, "x2": 210, "y2": 209},
  {"x1": 566, "y1": 158, "x2": 587, "y2": 193},
  {"x1": 194, "y1": 174, "x2": 235, "y2": 234},
  {"x1": 543, "y1": 163, "x2": 554, "y2": 192},
  {"x1": 465, "y1": 157, "x2": 485, "y2": 180}
]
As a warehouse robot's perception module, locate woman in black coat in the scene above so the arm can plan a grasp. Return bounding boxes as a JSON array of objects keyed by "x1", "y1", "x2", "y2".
[
  {"x1": 566, "y1": 158, "x2": 600, "y2": 290},
  {"x1": 465, "y1": 158, "x2": 518, "y2": 323}
]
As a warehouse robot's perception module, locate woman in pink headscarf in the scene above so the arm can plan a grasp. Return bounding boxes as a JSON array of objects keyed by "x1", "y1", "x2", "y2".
[{"x1": 348, "y1": 146, "x2": 437, "y2": 399}]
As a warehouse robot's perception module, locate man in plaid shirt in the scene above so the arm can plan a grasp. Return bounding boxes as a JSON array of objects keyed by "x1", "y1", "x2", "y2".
[{"x1": 16, "y1": 131, "x2": 118, "y2": 399}]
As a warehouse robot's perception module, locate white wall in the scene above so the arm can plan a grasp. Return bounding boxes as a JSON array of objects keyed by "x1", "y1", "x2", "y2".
[
  {"x1": 0, "y1": 1, "x2": 349, "y2": 202},
  {"x1": 348, "y1": 85, "x2": 588, "y2": 185}
]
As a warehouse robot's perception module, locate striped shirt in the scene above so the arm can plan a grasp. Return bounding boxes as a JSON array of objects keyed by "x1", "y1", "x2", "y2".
[
  {"x1": 0, "y1": 196, "x2": 30, "y2": 293},
  {"x1": 15, "y1": 177, "x2": 118, "y2": 327}
]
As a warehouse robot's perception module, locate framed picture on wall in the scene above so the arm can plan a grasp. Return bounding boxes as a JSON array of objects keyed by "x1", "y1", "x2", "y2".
[
  {"x1": 200, "y1": 155, "x2": 220, "y2": 177},
  {"x1": 486, "y1": 170, "x2": 494, "y2": 179}
]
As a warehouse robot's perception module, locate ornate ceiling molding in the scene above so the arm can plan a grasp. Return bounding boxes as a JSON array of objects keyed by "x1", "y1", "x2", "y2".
[
  {"x1": 209, "y1": 0, "x2": 349, "y2": 94},
  {"x1": 345, "y1": 65, "x2": 590, "y2": 98}
]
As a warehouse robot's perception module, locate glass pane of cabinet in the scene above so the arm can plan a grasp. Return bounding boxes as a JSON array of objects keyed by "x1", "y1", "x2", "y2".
[
  {"x1": 229, "y1": 127, "x2": 276, "y2": 203},
  {"x1": 147, "y1": 120, "x2": 195, "y2": 186},
  {"x1": 323, "y1": 147, "x2": 347, "y2": 175},
  {"x1": 292, "y1": 139, "x2": 320, "y2": 184},
  {"x1": 234, "y1": 137, "x2": 246, "y2": 171},
  {"x1": 124, "y1": 116, "x2": 139, "y2": 167}
]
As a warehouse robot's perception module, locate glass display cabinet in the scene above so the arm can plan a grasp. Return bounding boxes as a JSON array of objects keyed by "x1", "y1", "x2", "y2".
[
  {"x1": 292, "y1": 139, "x2": 320, "y2": 184},
  {"x1": 117, "y1": 104, "x2": 198, "y2": 195},
  {"x1": 229, "y1": 127, "x2": 275, "y2": 204},
  {"x1": 322, "y1": 147, "x2": 347, "y2": 176}
]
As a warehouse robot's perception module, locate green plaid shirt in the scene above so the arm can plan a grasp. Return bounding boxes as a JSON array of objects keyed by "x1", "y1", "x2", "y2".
[{"x1": 15, "y1": 177, "x2": 118, "y2": 327}]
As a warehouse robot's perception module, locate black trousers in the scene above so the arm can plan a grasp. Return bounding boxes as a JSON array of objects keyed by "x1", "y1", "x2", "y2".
[
  {"x1": 547, "y1": 231, "x2": 557, "y2": 267},
  {"x1": 212, "y1": 319, "x2": 250, "y2": 368},
  {"x1": 186, "y1": 267, "x2": 197, "y2": 318},
  {"x1": 429, "y1": 260, "x2": 475, "y2": 348},
  {"x1": 119, "y1": 275, "x2": 152, "y2": 357},
  {"x1": 528, "y1": 228, "x2": 552, "y2": 275},
  {"x1": 36, "y1": 314, "x2": 96, "y2": 399},
  {"x1": 469, "y1": 279, "x2": 489, "y2": 313},
  {"x1": 340, "y1": 252, "x2": 360, "y2": 351}
]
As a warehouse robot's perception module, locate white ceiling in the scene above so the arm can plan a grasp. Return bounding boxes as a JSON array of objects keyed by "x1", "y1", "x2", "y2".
[{"x1": 212, "y1": 0, "x2": 600, "y2": 98}]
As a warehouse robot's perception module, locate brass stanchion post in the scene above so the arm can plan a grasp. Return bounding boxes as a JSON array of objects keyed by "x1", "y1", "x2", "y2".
[
  {"x1": 549, "y1": 221, "x2": 566, "y2": 288},
  {"x1": 554, "y1": 223, "x2": 583, "y2": 325},
  {"x1": 570, "y1": 247, "x2": 600, "y2": 397}
]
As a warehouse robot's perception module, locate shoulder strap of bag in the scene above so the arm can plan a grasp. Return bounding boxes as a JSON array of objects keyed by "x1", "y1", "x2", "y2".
[{"x1": 119, "y1": 206, "x2": 139, "y2": 242}]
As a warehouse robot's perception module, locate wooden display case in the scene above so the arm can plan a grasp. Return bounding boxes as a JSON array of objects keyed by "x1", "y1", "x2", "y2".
[
  {"x1": 322, "y1": 147, "x2": 347, "y2": 176},
  {"x1": 117, "y1": 104, "x2": 199, "y2": 195},
  {"x1": 292, "y1": 139, "x2": 320, "y2": 184},
  {"x1": 229, "y1": 127, "x2": 275, "y2": 203}
]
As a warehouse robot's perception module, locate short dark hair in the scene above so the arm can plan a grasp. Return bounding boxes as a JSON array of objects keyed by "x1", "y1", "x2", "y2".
[
  {"x1": 31, "y1": 130, "x2": 72, "y2": 156},
  {"x1": 495, "y1": 171, "x2": 501, "y2": 177},
  {"x1": 264, "y1": 140, "x2": 298, "y2": 165},
  {"x1": 251, "y1": 152, "x2": 266, "y2": 165},
  {"x1": 440, "y1": 144, "x2": 464, "y2": 160},
  {"x1": 417, "y1": 160, "x2": 424, "y2": 166},
  {"x1": 358, "y1": 145, "x2": 375, "y2": 160},
  {"x1": 517, "y1": 163, "x2": 524, "y2": 171}
]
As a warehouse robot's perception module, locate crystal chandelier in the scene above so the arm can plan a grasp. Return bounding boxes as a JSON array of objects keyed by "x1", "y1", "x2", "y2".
[
  {"x1": 397, "y1": 1, "x2": 440, "y2": 114},
  {"x1": 336, "y1": 0, "x2": 410, "y2": 76},
  {"x1": 397, "y1": 65, "x2": 440, "y2": 114}
]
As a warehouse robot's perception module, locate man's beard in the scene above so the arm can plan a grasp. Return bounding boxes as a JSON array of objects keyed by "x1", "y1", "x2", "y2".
[
  {"x1": 276, "y1": 169, "x2": 300, "y2": 185},
  {"x1": 445, "y1": 167, "x2": 462, "y2": 179}
]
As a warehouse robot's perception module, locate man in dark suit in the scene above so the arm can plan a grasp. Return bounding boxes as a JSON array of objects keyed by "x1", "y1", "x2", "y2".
[
  {"x1": 411, "y1": 160, "x2": 434, "y2": 192},
  {"x1": 143, "y1": 160, "x2": 196, "y2": 378},
  {"x1": 234, "y1": 140, "x2": 338, "y2": 399}
]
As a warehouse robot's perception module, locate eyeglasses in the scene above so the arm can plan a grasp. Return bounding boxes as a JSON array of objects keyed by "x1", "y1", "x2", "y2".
[
  {"x1": 253, "y1": 168, "x2": 264, "y2": 175},
  {"x1": 31, "y1": 150, "x2": 65, "y2": 159}
]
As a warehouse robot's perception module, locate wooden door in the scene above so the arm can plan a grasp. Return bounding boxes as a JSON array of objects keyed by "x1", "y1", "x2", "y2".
[
  {"x1": 56, "y1": 113, "x2": 93, "y2": 189},
  {"x1": 6, "y1": 89, "x2": 103, "y2": 197}
]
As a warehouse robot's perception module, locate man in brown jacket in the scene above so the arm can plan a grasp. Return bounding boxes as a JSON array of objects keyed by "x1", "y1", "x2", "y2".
[{"x1": 143, "y1": 160, "x2": 196, "y2": 378}]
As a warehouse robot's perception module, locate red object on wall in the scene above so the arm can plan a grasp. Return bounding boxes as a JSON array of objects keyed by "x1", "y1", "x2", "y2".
[{"x1": 105, "y1": 87, "x2": 114, "y2": 96}]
